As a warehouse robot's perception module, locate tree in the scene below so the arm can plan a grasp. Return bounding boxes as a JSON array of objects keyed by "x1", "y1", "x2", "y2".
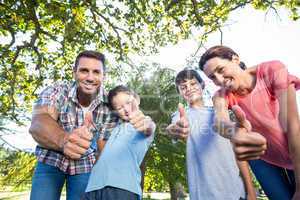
[
  {"x1": 0, "y1": 0, "x2": 299, "y2": 122},
  {"x1": 0, "y1": 147, "x2": 36, "y2": 191}
]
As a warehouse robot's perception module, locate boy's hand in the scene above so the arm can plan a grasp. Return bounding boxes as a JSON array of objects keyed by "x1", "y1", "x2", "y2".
[
  {"x1": 166, "y1": 103, "x2": 190, "y2": 140},
  {"x1": 62, "y1": 112, "x2": 94, "y2": 159},
  {"x1": 129, "y1": 99, "x2": 154, "y2": 136}
]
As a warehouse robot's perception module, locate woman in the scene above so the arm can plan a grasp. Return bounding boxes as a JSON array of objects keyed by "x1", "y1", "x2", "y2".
[{"x1": 199, "y1": 45, "x2": 300, "y2": 200}]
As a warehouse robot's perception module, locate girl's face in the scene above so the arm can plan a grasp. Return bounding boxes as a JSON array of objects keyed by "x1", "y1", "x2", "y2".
[
  {"x1": 112, "y1": 92, "x2": 138, "y2": 121},
  {"x1": 178, "y1": 78, "x2": 203, "y2": 105},
  {"x1": 202, "y1": 56, "x2": 242, "y2": 91}
]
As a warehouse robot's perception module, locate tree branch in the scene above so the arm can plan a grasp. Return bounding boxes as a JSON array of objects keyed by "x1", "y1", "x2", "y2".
[
  {"x1": 165, "y1": 0, "x2": 180, "y2": 12},
  {"x1": 0, "y1": 136, "x2": 22, "y2": 151},
  {"x1": 190, "y1": 0, "x2": 204, "y2": 26},
  {"x1": 0, "y1": 25, "x2": 16, "y2": 61},
  {"x1": 218, "y1": 27, "x2": 223, "y2": 45},
  {"x1": 85, "y1": 1, "x2": 129, "y2": 60}
]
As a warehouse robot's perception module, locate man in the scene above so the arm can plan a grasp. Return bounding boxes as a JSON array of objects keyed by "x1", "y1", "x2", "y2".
[
  {"x1": 29, "y1": 51, "x2": 119, "y2": 200},
  {"x1": 167, "y1": 69, "x2": 256, "y2": 199}
]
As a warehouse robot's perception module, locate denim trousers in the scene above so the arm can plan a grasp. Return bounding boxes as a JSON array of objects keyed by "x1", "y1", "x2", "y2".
[
  {"x1": 249, "y1": 159, "x2": 295, "y2": 200},
  {"x1": 30, "y1": 161, "x2": 90, "y2": 200}
]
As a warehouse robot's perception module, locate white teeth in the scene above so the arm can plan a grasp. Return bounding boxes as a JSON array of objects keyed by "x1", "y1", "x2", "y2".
[
  {"x1": 224, "y1": 79, "x2": 231, "y2": 87},
  {"x1": 83, "y1": 83, "x2": 95, "y2": 89}
]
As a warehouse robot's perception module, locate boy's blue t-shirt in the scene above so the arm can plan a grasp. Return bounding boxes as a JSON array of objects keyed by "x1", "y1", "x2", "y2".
[
  {"x1": 172, "y1": 106, "x2": 245, "y2": 200},
  {"x1": 85, "y1": 122, "x2": 154, "y2": 197}
]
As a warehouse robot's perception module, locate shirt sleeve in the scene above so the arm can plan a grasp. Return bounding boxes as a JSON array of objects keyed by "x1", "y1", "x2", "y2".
[
  {"x1": 34, "y1": 84, "x2": 65, "y2": 112},
  {"x1": 264, "y1": 61, "x2": 300, "y2": 97},
  {"x1": 215, "y1": 89, "x2": 238, "y2": 109}
]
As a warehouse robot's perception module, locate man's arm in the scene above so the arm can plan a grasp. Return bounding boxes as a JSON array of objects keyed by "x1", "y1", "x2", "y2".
[
  {"x1": 95, "y1": 139, "x2": 107, "y2": 160},
  {"x1": 29, "y1": 105, "x2": 66, "y2": 151},
  {"x1": 236, "y1": 160, "x2": 257, "y2": 200},
  {"x1": 29, "y1": 105, "x2": 93, "y2": 159}
]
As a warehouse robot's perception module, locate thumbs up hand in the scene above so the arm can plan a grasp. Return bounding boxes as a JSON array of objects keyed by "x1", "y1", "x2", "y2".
[
  {"x1": 128, "y1": 99, "x2": 155, "y2": 136},
  {"x1": 166, "y1": 103, "x2": 190, "y2": 140},
  {"x1": 230, "y1": 105, "x2": 267, "y2": 161},
  {"x1": 62, "y1": 112, "x2": 94, "y2": 160}
]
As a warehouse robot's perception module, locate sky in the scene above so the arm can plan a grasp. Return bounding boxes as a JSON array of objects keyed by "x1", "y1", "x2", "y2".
[
  {"x1": 2, "y1": 5, "x2": 300, "y2": 152},
  {"x1": 150, "y1": 6, "x2": 300, "y2": 76}
]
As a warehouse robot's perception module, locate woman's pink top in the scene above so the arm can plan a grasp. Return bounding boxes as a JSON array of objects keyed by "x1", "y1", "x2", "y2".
[{"x1": 224, "y1": 60, "x2": 300, "y2": 169}]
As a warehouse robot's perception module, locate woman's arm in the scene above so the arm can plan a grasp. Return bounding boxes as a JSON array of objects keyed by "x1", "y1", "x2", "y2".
[
  {"x1": 236, "y1": 160, "x2": 257, "y2": 200},
  {"x1": 277, "y1": 85, "x2": 300, "y2": 199}
]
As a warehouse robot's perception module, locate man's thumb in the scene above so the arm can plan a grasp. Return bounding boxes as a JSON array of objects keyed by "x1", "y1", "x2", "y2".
[
  {"x1": 178, "y1": 103, "x2": 186, "y2": 119},
  {"x1": 231, "y1": 105, "x2": 252, "y2": 131},
  {"x1": 83, "y1": 112, "x2": 93, "y2": 129}
]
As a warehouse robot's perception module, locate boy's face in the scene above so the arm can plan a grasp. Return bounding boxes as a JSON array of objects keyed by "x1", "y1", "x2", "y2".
[
  {"x1": 112, "y1": 92, "x2": 139, "y2": 121},
  {"x1": 178, "y1": 78, "x2": 203, "y2": 105}
]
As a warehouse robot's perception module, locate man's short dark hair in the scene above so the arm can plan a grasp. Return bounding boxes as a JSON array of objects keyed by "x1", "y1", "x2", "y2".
[
  {"x1": 175, "y1": 69, "x2": 205, "y2": 93},
  {"x1": 74, "y1": 50, "x2": 106, "y2": 71}
]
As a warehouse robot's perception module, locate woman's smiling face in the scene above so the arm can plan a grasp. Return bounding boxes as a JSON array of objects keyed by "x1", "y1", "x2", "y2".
[{"x1": 203, "y1": 56, "x2": 242, "y2": 91}]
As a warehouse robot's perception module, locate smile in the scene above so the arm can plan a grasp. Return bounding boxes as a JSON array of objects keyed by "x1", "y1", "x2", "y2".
[
  {"x1": 82, "y1": 82, "x2": 96, "y2": 89},
  {"x1": 224, "y1": 78, "x2": 232, "y2": 88}
]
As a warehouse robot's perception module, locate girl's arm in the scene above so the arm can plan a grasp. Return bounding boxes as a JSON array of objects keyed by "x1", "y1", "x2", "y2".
[{"x1": 277, "y1": 85, "x2": 300, "y2": 199}]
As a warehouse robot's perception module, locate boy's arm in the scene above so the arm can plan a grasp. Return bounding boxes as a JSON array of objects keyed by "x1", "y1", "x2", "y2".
[
  {"x1": 213, "y1": 94, "x2": 235, "y2": 139},
  {"x1": 236, "y1": 160, "x2": 257, "y2": 200},
  {"x1": 213, "y1": 93, "x2": 230, "y2": 121},
  {"x1": 166, "y1": 103, "x2": 189, "y2": 140}
]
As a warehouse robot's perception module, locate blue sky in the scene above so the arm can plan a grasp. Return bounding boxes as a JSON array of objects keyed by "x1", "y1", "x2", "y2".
[{"x1": 2, "y1": 5, "x2": 300, "y2": 152}]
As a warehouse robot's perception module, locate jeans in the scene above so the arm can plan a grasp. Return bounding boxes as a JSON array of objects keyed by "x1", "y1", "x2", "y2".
[
  {"x1": 82, "y1": 186, "x2": 139, "y2": 200},
  {"x1": 249, "y1": 159, "x2": 295, "y2": 200},
  {"x1": 30, "y1": 162, "x2": 90, "y2": 200}
]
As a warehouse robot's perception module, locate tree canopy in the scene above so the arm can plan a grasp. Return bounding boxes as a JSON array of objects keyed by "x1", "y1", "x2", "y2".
[
  {"x1": 1, "y1": 1, "x2": 299, "y2": 198},
  {"x1": 0, "y1": 0, "x2": 299, "y2": 121}
]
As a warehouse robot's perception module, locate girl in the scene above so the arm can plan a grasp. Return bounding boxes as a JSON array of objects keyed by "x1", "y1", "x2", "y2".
[{"x1": 82, "y1": 85, "x2": 155, "y2": 200}]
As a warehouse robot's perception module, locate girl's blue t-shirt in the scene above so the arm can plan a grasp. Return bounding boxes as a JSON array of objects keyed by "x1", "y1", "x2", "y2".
[{"x1": 85, "y1": 122, "x2": 154, "y2": 197}]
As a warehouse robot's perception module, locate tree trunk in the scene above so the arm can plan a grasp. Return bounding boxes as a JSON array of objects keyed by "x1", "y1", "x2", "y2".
[
  {"x1": 169, "y1": 181, "x2": 186, "y2": 200},
  {"x1": 169, "y1": 182, "x2": 177, "y2": 200},
  {"x1": 140, "y1": 156, "x2": 147, "y2": 192}
]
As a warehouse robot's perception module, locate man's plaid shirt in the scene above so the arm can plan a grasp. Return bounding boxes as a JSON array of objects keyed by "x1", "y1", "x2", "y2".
[{"x1": 34, "y1": 81, "x2": 118, "y2": 175}]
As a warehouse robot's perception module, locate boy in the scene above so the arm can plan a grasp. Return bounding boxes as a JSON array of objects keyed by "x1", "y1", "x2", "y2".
[{"x1": 167, "y1": 69, "x2": 256, "y2": 199}]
